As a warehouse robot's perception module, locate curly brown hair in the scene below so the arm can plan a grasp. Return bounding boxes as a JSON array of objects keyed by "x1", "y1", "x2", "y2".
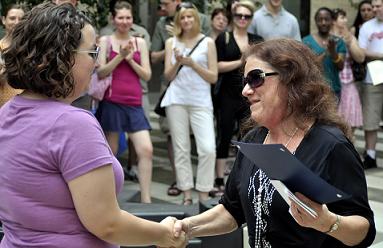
[
  {"x1": 241, "y1": 38, "x2": 351, "y2": 139},
  {"x1": 2, "y1": 2, "x2": 92, "y2": 98}
]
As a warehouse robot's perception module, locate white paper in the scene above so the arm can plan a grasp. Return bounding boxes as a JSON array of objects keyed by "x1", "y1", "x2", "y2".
[
  {"x1": 271, "y1": 180, "x2": 318, "y2": 218},
  {"x1": 367, "y1": 60, "x2": 383, "y2": 85}
]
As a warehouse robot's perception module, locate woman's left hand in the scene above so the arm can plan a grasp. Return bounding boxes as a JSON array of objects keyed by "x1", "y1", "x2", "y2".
[
  {"x1": 178, "y1": 55, "x2": 195, "y2": 68},
  {"x1": 289, "y1": 192, "x2": 336, "y2": 233}
]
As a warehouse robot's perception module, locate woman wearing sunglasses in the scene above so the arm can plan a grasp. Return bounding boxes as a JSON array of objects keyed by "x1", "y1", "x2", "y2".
[
  {"x1": 0, "y1": 3, "x2": 187, "y2": 248},
  {"x1": 95, "y1": 1, "x2": 153, "y2": 203},
  {"x1": 161, "y1": 3, "x2": 218, "y2": 205},
  {"x1": 172, "y1": 39, "x2": 375, "y2": 248},
  {"x1": 211, "y1": 0, "x2": 263, "y2": 198}
]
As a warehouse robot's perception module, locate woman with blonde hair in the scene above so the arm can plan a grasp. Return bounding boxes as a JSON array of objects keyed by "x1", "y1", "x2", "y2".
[
  {"x1": 0, "y1": 4, "x2": 25, "y2": 107},
  {"x1": 161, "y1": 2, "x2": 218, "y2": 205}
]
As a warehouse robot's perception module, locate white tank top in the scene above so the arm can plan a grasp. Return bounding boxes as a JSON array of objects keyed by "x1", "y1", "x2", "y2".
[{"x1": 161, "y1": 36, "x2": 212, "y2": 109}]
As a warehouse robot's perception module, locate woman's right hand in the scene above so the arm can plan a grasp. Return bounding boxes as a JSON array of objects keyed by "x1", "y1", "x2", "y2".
[{"x1": 120, "y1": 40, "x2": 134, "y2": 60}]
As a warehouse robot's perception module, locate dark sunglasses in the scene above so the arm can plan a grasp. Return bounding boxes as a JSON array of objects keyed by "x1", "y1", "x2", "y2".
[
  {"x1": 176, "y1": 2, "x2": 194, "y2": 12},
  {"x1": 233, "y1": 13, "x2": 253, "y2": 20},
  {"x1": 75, "y1": 46, "x2": 100, "y2": 61},
  {"x1": 243, "y1": 68, "x2": 279, "y2": 89}
]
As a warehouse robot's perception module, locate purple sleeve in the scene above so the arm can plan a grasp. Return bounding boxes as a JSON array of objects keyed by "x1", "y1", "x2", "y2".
[{"x1": 48, "y1": 109, "x2": 114, "y2": 182}]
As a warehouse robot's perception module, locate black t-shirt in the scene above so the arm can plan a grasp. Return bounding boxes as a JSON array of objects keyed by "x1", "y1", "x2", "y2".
[
  {"x1": 220, "y1": 123, "x2": 376, "y2": 248},
  {"x1": 215, "y1": 32, "x2": 263, "y2": 98}
]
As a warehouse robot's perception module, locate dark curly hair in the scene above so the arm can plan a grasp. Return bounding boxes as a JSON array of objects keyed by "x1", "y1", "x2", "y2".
[
  {"x1": 2, "y1": 2, "x2": 92, "y2": 98},
  {"x1": 242, "y1": 38, "x2": 351, "y2": 139}
]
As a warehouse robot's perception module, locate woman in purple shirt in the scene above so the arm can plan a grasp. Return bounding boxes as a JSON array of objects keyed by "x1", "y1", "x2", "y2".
[{"x1": 0, "y1": 3, "x2": 185, "y2": 248}]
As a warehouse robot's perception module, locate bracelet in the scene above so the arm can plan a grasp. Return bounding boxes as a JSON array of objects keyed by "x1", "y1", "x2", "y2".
[
  {"x1": 325, "y1": 214, "x2": 340, "y2": 234},
  {"x1": 332, "y1": 55, "x2": 342, "y2": 63}
]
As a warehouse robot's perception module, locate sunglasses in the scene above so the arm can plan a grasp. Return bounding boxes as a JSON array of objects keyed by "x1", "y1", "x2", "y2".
[
  {"x1": 243, "y1": 68, "x2": 279, "y2": 89},
  {"x1": 233, "y1": 13, "x2": 253, "y2": 20},
  {"x1": 176, "y1": 2, "x2": 195, "y2": 12},
  {"x1": 75, "y1": 46, "x2": 100, "y2": 61}
]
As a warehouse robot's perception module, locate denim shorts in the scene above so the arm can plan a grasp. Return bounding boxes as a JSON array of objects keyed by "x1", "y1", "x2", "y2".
[{"x1": 96, "y1": 100, "x2": 151, "y2": 133}]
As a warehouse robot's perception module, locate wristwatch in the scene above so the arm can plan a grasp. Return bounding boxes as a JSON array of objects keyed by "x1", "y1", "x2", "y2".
[{"x1": 325, "y1": 214, "x2": 340, "y2": 234}]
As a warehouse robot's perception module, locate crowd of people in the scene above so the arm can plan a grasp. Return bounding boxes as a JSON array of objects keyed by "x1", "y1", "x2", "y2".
[{"x1": 0, "y1": 0, "x2": 380, "y2": 247}]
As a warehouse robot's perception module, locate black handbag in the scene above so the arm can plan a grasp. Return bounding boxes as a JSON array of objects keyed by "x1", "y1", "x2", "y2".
[
  {"x1": 154, "y1": 36, "x2": 207, "y2": 117},
  {"x1": 351, "y1": 61, "x2": 367, "y2": 81}
]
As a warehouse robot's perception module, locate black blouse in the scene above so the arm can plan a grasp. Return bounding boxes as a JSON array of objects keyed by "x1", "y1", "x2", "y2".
[
  {"x1": 215, "y1": 32, "x2": 263, "y2": 98},
  {"x1": 220, "y1": 123, "x2": 376, "y2": 248}
]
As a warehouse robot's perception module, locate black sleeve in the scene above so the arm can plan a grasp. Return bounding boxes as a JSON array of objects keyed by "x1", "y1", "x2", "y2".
[
  {"x1": 219, "y1": 128, "x2": 260, "y2": 228},
  {"x1": 215, "y1": 32, "x2": 226, "y2": 62},
  {"x1": 219, "y1": 152, "x2": 246, "y2": 228},
  {"x1": 326, "y1": 142, "x2": 376, "y2": 247}
]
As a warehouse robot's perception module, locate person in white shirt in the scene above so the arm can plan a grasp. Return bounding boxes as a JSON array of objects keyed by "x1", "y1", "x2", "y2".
[{"x1": 358, "y1": 0, "x2": 383, "y2": 169}]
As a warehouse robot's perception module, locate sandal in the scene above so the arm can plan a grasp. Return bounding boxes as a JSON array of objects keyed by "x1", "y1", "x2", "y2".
[
  {"x1": 167, "y1": 182, "x2": 182, "y2": 196},
  {"x1": 209, "y1": 178, "x2": 225, "y2": 197},
  {"x1": 182, "y1": 198, "x2": 193, "y2": 206}
]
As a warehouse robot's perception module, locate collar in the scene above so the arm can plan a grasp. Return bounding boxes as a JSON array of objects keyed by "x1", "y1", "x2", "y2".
[{"x1": 261, "y1": 4, "x2": 285, "y2": 17}]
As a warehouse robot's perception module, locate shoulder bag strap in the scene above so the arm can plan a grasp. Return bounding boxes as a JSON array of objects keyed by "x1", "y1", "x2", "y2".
[{"x1": 175, "y1": 35, "x2": 206, "y2": 76}]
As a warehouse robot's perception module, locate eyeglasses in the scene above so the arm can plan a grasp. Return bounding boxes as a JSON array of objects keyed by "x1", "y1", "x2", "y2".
[
  {"x1": 243, "y1": 68, "x2": 279, "y2": 89},
  {"x1": 233, "y1": 13, "x2": 253, "y2": 20},
  {"x1": 75, "y1": 46, "x2": 100, "y2": 61},
  {"x1": 176, "y1": 2, "x2": 194, "y2": 12}
]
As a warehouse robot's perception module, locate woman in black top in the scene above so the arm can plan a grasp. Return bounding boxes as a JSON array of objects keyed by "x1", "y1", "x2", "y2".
[
  {"x1": 173, "y1": 39, "x2": 376, "y2": 248},
  {"x1": 212, "y1": 0, "x2": 263, "y2": 197}
]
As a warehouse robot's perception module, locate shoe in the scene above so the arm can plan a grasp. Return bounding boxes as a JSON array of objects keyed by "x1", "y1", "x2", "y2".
[
  {"x1": 124, "y1": 167, "x2": 139, "y2": 182},
  {"x1": 167, "y1": 182, "x2": 182, "y2": 196},
  {"x1": 363, "y1": 153, "x2": 377, "y2": 169},
  {"x1": 181, "y1": 198, "x2": 193, "y2": 206}
]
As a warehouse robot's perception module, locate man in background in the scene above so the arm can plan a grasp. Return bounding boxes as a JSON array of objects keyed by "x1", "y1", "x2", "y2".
[{"x1": 248, "y1": 0, "x2": 301, "y2": 40}]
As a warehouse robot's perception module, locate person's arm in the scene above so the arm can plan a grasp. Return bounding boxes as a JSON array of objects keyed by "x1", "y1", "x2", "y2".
[
  {"x1": 174, "y1": 204, "x2": 238, "y2": 239},
  {"x1": 346, "y1": 35, "x2": 365, "y2": 63},
  {"x1": 68, "y1": 165, "x2": 186, "y2": 247},
  {"x1": 218, "y1": 60, "x2": 243, "y2": 73},
  {"x1": 187, "y1": 38, "x2": 218, "y2": 84},
  {"x1": 290, "y1": 193, "x2": 370, "y2": 247},
  {"x1": 363, "y1": 48, "x2": 383, "y2": 61},
  {"x1": 163, "y1": 37, "x2": 181, "y2": 82},
  {"x1": 151, "y1": 50, "x2": 165, "y2": 64},
  {"x1": 127, "y1": 38, "x2": 151, "y2": 81},
  {"x1": 97, "y1": 36, "x2": 128, "y2": 78}
]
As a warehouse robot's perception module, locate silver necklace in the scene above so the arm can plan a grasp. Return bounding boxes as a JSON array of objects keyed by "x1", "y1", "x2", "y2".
[{"x1": 264, "y1": 127, "x2": 299, "y2": 148}]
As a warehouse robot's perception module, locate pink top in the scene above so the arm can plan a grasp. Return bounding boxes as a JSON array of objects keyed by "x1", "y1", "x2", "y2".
[{"x1": 104, "y1": 38, "x2": 142, "y2": 106}]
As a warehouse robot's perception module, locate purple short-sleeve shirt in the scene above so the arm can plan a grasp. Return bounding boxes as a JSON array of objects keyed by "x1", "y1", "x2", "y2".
[{"x1": 0, "y1": 96, "x2": 124, "y2": 248}]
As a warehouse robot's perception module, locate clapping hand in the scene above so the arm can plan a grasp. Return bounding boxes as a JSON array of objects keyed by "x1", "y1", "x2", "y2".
[
  {"x1": 327, "y1": 37, "x2": 338, "y2": 58},
  {"x1": 165, "y1": 22, "x2": 175, "y2": 37},
  {"x1": 173, "y1": 48, "x2": 195, "y2": 68},
  {"x1": 157, "y1": 216, "x2": 188, "y2": 248},
  {"x1": 120, "y1": 40, "x2": 134, "y2": 62},
  {"x1": 289, "y1": 192, "x2": 336, "y2": 233}
]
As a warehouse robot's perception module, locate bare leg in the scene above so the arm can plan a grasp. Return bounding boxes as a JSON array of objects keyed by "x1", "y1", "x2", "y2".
[
  {"x1": 216, "y1": 158, "x2": 226, "y2": 180},
  {"x1": 365, "y1": 130, "x2": 378, "y2": 151},
  {"x1": 105, "y1": 132, "x2": 119, "y2": 155},
  {"x1": 129, "y1": 130, "x2": 153, "y2": 203}
]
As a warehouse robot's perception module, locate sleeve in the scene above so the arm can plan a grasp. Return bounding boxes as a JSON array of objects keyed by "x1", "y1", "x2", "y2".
[
  {"x1": 48, "y1": 110, "x2": 114, "y2": 182},
  {"x1": 358, "y1": 23, "x2": 369, "y2": 49},
  {"x1": 200, "y1": 13, "x2": 211, "y2": 36},
  {"x1": 151, "y1": 20, "x2": 164, "y2": 52},
  {"x1": 215, "y1": 32, "x2": 226, "y2": 62},
  {"x1": 337, "y1": 39, "x2": 347, "y2": 55},
  {"x1": 219, "y1": 152, "x2": 246, "y2": 227},
  {"x1": 326, "y1": 142, "x2": 376, "y2": 247},
  {"x1": 219, "y1": 128, "x2": 259, "y2": 227},
  {"x1": 291, "y1": 18, "x2": 302, "y2": 41}
]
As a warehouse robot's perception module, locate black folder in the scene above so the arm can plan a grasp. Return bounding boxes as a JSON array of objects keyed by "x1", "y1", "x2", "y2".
[{"x1": 232, "y1": 141, "x2": 351, "y2": 204}]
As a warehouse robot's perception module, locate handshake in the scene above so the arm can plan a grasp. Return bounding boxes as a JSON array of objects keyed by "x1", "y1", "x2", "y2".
[{"x1": 158, "y1": 216, "x2": 191, "y2": 248}]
